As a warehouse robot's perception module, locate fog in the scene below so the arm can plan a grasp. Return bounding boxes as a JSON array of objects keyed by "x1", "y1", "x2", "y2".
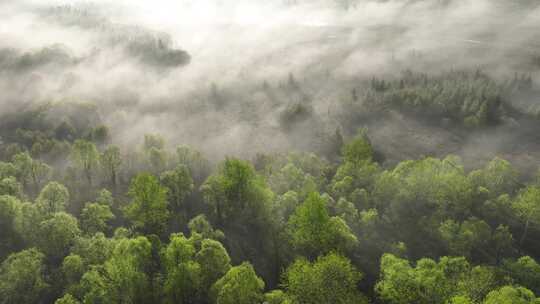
[{"x1": 2, "y1": 0, "x2": 540, "y2": 168}]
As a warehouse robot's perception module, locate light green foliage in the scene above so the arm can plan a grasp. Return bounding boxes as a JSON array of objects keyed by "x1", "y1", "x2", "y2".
[
  {"x1": 176, "y1": 145, "x2": 211, "y2": 184},
  {"x1": 201, "y1": 158, "x2": 272, "y2": 226},
  {"x1": 148, "y1": 147, "x2": 168, "y2": 174},
  {"x1": 70, "y1": 233, "x2": 115, "y2": 267},
  {"x1": 62, "y1": 254, "x2": 85, "y2": 287},
  {"x1": 211, "y1": 262, "x2": 265, "y2": 304},
  {"x1": 0, "y1": 195, "x2": 22, "y2": 257},
  {"x1": 0, "y1": 248, "x2": 48, "y2": 304},
  {"x1": 70, "y1": 140, "x2": 100, "y2": 186},
  {"x1": 0, "y1": 177, "x2": 23, "y2": 198},
  {"x1": 12, "y1": 152, "x2": 51, "y2": 193},
  {"x1": 37, "y1": 212, "x2": 81, "y2": 258},
  {"x1": 55, "y1": 294, "x2": 81, "y2": 304},
  {"x1": 376, "y1": 254, "x2": 501, "y2": 304},
  {"x1": 283, "y1": 252, "x2": 366, "y2": 304},
  {"x1": 267, "y1": 162, "x2": 318, "y2": 201},
  {"x1": 188, "y1": 214, "x2": 225, "y2": 240},
  {"x1": 265, "y1": 290, "x2": 291, "y2": 304},
  {"x1": 96, "y1": 189, "x2": 114, "y2": 206},
  {"x1": 36, "y1": 181, "x2": 69, "y2": 214},
  {"x1": 195, "y1": 239, "x2": 231, "y2": 294},
  {"x1": 341, "y1": 129, "x2": 373, "y2": 164},
  {"x1": 124, "y1": 173, "x2": 169, "y2": 235},
  {"x1": 287, "y1": 192, "x2": 357, "y2": 257},
  {"x1": 503, "y1": 256, "x2": 540, "y2": 294},
  {"x1": 80, "y1": 202, "x2": 114, "y2": 235},
  {"x1": 483, "y1": 286, "x2": 540, "y2": 304},
  {"x1": 16, "y1": 201, "x2": 43, "y2": 245},
  {"x1": 160, "y1": 164, "x2": 194, "y2": 211},
  {"x1": 438, "y1": 217, "x2": 491, "y2": 258},
  {"x1": 100, "y1": 145, "x2": 122, "y2": 190},
  {"x1": 81, "y1": 236, "x2": 152, "y2": 304},
  {"x1": 0, "y1": 161, "x2": 17, "y2": 180},
  {"x1": 512, "y1": 186, "x2": 540, "y2": 249},
  {"x1": 470, "y1": 158, "x2": 519, "y2": 198},
  {"x1": 162, "y1": 233, "x2": 200, "y2": 304}
]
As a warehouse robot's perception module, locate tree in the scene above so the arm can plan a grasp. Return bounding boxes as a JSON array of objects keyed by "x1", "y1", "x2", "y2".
[
  {"x1": 512, "y1": 186, "x2": 540, "y2": 251},
  {"x1": 80, "y1": 236, "x2": 152, "y2": 304},
  {"x1": 0, "y1": 177, "x2": 23, "y2": 198},
  {"x1": 195, "y1": 239, "x2": 231, "y2": 296},
  {"x1": 375, "y1": 254, "x2": 500, "y2": 304},
  {"x1": 160, "y1": 164, "x2": 194, "y2": 214},
  {"x1": 54, "y1": 294, "x2": 80, "y2": 304},
  {"x1": 124, "y1": 173, "x2": 169, "y2": 235},
  {"x1": 70, "y1": 140, "x2": 100, "y2": 186},
  {"x1": 37, "y1": 212, "x2": 81, "y2": 259},
  {"x1": 100, "y1": 145, "x2": 122, "y2": 193},
  {"x1": 341, "y1": 129, "x2": 373, "y2": 165},
  {"x1": 36, "y1": 181, "x2": 69, "y2": 214},
  {"x1": 0, "y1": 195, "x2": 22, "y2": 259},
  {"x1": 470, "y1": 158, "x2": 519, "y2": 198},
  {"x1": 483, "y1": 286, "x2": 540, "y2": 304},
  {"x1": 12, "y1": 152, "x2": 51, "y2": 195},
  {"x1": 211, "y1": 262, "x2": 265, "y2": 304},
  {"x1": 283, "y1": 252, "x2": 367, "y2": 304},
  {"x1": 80, "y1": 202, "x2": 114, "y2": 235},
  {"x1": 188, "y1": 214, "x2": 225, "y2": 240},
  {"x1": 503, "y1": 256, "x2": 540, "y2": 294},
  {"x1": 287, "y1": 192, "x2": 357, "y2": 258},
  {"x1": 0, "y1": 248, "x2": 48, "y2": 304},
  {"x1": 201, "y1": 158, "x2": 272, "y2": 227},
  {"x1": 162, "y1": 233, "x2": 200, "y2": 304}
]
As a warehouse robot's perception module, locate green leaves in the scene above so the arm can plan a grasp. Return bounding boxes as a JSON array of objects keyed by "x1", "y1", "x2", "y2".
[
  {"x1": 0, "y1": 248, "x2": 48, "y2": 304},
  {"x1": 287, "y1": 192, "x2": 357, "y2": 258},
  {"x1": 211, "y1": 262, "x2": 264, "y2": 304},
  {"x1": 283, "y1": 253, "x2": 366, "y2": 304},
  {"x1": 124, "y1": 173, "x2": 169, "y2": 235}
]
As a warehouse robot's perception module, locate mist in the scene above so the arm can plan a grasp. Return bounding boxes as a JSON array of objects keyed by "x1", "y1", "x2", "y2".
[{"x1": 2, "y1": 0, "x2": 540, "y2": 167}]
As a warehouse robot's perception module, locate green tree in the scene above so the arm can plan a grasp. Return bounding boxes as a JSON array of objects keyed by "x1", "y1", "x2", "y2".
[
  {"x1": 483, "y1": 286, "x2": 540, "y2": 304},
  {"x1": 70, "y1": 140, "x2": 100, "y2": 186},
  {"x1": 0, "y1": 248, "x2": 48, "y2": 304},
  {"x1": 12, "y1": 152, "x2": 51, "y2": 195},
  {"x1": 512, "y1": 186, "x2": 540, "y2": 251},
  {"x1": 36, "y1": 181, "x2": 69, "y2": 214},
  {"x1": 80, "y1": 236, "x2": 152, "y2": 304},
  {"x1": 80, "y1": 202, "x2": 114, "y2": 235},
  {"x1": 201, "y1": 158, "x2": 272, "y2": 227},
  {"x1": 287, "y1": 192, "x2": 357, "y2": 257},
  {"x1": 37, "y1": 212, "x2": 81, "y2": 259},
  {"x1": 162, "y1": 233, "x2": 200, "y2": 304},
  {"x1": 503, "y1": 256, "x2": 540, "y2": 294},
  {"x1": 100, "y1": 145, "x2": 122, "y2": 193},
  {"x1": 283, "y1": 252, "x2": 367, "y2": 304},
  {"x1": 211, "y1": 262, "x2": 265, "y2": 304},
  {"x1": 0, "y1": 177, "x2": 23, "y2": 198},
  {"x1": 188, "y1": 214, "x2": 225, "y2": 240},
  {"x1": 124, "y1": 173, "x2": 169, "y2": 235},
  {"x1": 160, "y1": 164, "x2": 194, "y2": 214},
  {"x1": 341, "y1": 129, "x2": 373, "y2": 164},
  {"x1": 195, "y1": 239, "x2": 231, "y2": 296},
  {"x1": 0, "y1": 195, "x2": 22, "y2": 258},
  {"x1": 55, "y1": 294, "x2": 81, "y2": 304},
  {"x1": 376, "y1": 254, "x2": 500, "y2": 304}
]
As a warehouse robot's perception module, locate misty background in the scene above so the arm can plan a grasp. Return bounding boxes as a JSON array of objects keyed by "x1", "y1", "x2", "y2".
[{"x1": 2, "y1": 0, "x2": 540, "y2": 172}]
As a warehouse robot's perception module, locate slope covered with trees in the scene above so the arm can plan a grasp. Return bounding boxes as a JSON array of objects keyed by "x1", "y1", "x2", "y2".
[{"x1": 1, "y1": 118, "x2": 540, "y2": 303}]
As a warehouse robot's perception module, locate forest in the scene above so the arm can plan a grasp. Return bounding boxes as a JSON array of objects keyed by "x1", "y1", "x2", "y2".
[{"x1": 2, "y1": 0, "x2": 540, "y2": 303}]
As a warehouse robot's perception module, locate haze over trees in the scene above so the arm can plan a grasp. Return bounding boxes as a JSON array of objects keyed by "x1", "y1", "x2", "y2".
[{"x1": 2, "y1": 0, "x2": 540, "y2": 303}]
